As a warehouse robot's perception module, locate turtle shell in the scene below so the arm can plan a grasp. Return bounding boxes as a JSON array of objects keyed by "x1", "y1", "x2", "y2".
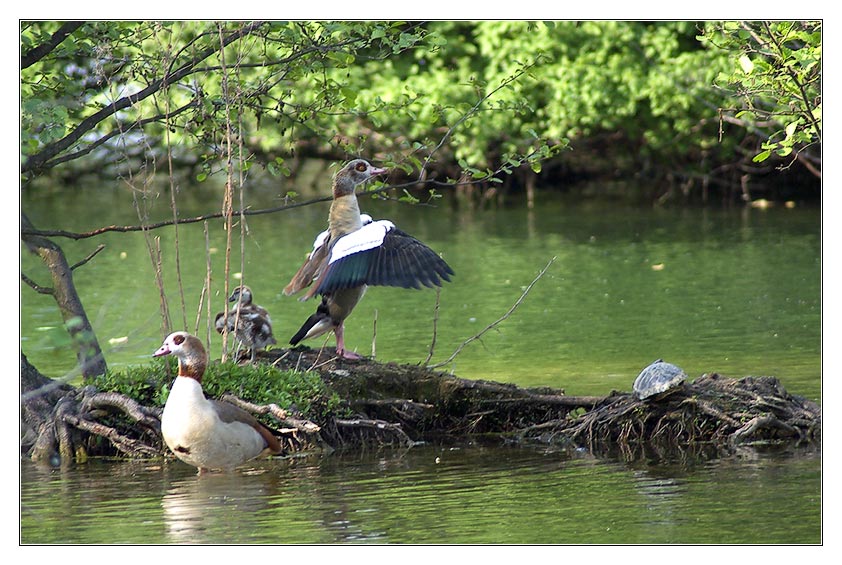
[{"x1": 633, "y1": 359, "x2": 687, "y2": 400}]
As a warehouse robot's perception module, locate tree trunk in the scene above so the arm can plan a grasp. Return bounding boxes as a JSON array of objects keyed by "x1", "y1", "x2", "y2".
[{"x1": 21, "y1": 212, "x2": 107, "y2": 379}]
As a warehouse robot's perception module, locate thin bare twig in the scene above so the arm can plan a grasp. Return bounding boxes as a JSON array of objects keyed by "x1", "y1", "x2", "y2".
[
  {"x1": 371, "y1": 309, "x2": 378, "y2": 359},
  {"x1": 198, "y1": 221, "x2": 212, "y2": 345},
  {"x1": 218, "y1": 23, "x2": 236, "y2": 359},
  {"x1": 159, "y1": 32, "x2": 188, "y2": 332},
  {"x1": 153, "y1": 236, "x2": 171, "y2": 336},
  {"x1": 423, "y1": 287, "x2": 441, "y2": 365},
  {"x1": 68, "y1": 244, "x2": 106, "y2": 270},
  {"x1": 427, "y1": 256, "x2": 556, "y2": 370}
]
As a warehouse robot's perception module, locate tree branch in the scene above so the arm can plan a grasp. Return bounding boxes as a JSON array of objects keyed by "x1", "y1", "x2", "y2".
[
  {"x1": 22, "y1": 21, "x2": 268, "y2": 175},
  {"x1": 38, "y1": 99, "x2": 200, "y2": 171},
  {"x1": 428, "y1": 256, "x2": 556, "y2": 370},
  {"x1": 19, "y1": 164, "x2": 537, "y2": 241},
  {"x1": 20, "y1": 272, "x2": 53, "y2": 295},
  {"x1": 20, "y1": 21, "x2": 85, "y2": 70},
  {"x1": 69, "y1": 244, "x2": 106, "y2": 270}
]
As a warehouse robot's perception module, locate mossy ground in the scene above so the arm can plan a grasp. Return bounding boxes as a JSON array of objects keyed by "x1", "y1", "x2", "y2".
[{"x1": 90, "y1": 355, "x2": 346, "y2": 425}]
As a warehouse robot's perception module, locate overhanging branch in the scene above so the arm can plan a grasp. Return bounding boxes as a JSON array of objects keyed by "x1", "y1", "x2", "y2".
[
  {"x1": 22, "y1": 21, "x2": 268, "y2": 175},
  {"x1": 20, "y1": 21, "x2": 85, "y2": 70}
]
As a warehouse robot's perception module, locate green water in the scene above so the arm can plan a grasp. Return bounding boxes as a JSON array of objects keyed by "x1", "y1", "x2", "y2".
[
  {"x1": 21, "y1": 183, "x2": 821, "y2": 401},
  {"x1": 20, "y1": 443, "x2": 821, "y2": 544},
  {"x1": 20, "y1": 180, "x2": 822, "y2": 544}
]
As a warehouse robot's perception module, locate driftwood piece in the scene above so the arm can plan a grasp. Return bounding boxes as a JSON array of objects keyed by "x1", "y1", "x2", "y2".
[
  {"x1": 219, "y1": 394, "x2": 322, "y2": 434},
  {"x1": 332, "y1": 417, "x2": 415, "y2": 447}
]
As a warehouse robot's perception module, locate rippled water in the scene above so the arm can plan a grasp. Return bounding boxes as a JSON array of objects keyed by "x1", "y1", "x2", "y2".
[
  {"x1": 20, "y1": 443, "x2": 820, "y2": 545},
  {"x1": 20, "y1": 180, "x2": 822, "y2": 545}
]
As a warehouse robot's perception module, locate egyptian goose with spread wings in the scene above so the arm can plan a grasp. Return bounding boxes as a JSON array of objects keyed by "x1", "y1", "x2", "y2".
[
  {"x1": 283, "y1": 159, "x2": 454, "y2": 359},
  {"x1": 154, "y1": 331, "x2": 282, "y2": 473}
]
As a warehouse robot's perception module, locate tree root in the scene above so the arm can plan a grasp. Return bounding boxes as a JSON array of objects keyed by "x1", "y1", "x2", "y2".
[
  {"x1": 329, "y1": 417, "x2": 415, "y2": 448},
  {"x1": 61, "y1": 413, "x2": 162, "y2": 458},
  {"x1": 20, "y1": 353, "x2": 328, "y2": 465}
]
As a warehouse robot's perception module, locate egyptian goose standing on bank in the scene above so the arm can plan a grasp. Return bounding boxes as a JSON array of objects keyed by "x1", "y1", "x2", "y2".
[
  {"x1": 215, "y1": 285, "x2": 276, "y2": 363},
  {"x1": 283, "y1": 159, "x2": 454, "y2": 359},
  {"x1": 154, "y1": 331, "x2": 282, "y2": 473}
]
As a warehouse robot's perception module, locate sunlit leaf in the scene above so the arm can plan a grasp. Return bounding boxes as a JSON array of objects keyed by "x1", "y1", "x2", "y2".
[{"x1": 738, "y1": 54, "x2": 754, "y2": 74}]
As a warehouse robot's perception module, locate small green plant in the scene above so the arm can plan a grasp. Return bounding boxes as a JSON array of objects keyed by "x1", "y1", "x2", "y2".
[
  {"x1": 202, "y1": 361, "x2": 345, "y2": 419},
  {"x1": 91, "y1": 358, "x2": 174, "y2": 407}
]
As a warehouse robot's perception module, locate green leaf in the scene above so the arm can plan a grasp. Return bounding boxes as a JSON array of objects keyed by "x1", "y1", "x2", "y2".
[
  {"x1": 785, "y1": 121, "x2": 798, "y2": 138},
  {"x1": 753, "y1": 149, "x2": 772, "y2": 163}
]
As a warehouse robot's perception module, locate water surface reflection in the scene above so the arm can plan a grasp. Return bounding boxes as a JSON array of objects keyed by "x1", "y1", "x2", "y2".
[{"x1": 21, "y1": 443, "x2": 821, "y2": 544}]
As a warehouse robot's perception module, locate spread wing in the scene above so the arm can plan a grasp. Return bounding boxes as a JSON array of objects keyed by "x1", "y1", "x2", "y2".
[
  {"x1": 312, "y1": 220, "x2": 454, "y2": 296},
  {"x1": 284, "y1": 214, "x2": 374, "y2": 297}
]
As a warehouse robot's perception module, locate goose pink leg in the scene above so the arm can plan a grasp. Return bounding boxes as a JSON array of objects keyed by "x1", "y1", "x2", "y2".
[{"x1": 335, "y1": 324, "x2": 362, "y2": 360}]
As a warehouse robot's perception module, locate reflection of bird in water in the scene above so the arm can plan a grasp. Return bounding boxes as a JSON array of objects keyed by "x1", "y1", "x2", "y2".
[
  {"x1": 153, "y1": 332, "x2": 282, "y2": 473},
  {"x1": 215, "y1": 285, "x2": 277, "y2": 363},
  {"x1": 161, "y1": 471, "x2": 274, "y2": 543}
]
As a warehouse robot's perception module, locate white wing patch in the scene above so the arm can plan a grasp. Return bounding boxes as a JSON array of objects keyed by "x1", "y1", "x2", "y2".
[
  {"x1": 329, "y1": 220, "x2": 395, "y2": 264},
  {"x1": 311, "y1": 229, "x2": 329, "y2": 252},
  {"x1": 311, "y1": 214, "x2": 373, "y2": 252}
]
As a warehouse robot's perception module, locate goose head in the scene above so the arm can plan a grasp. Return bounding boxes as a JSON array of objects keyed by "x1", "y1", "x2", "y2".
[
  {"x1": 153, "y1": 331, "x2": 208, "y2": 381},
  {"x1": 333, "y1": 159, "x2": 387, "y2": 197},
  {"x1": 228, "y1": 285, "x2": 253, "y2": 306}
]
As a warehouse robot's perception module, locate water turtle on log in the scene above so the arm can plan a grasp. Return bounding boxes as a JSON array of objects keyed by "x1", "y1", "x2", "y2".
[{"x1": 633, "y1": 359, "x2": 687, "y2": 401}]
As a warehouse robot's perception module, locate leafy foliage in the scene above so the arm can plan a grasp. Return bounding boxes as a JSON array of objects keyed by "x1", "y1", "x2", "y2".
[
  {"x1": 21, "y1": 20, "x2": 821, "y2": 193},
  {"x1": 700, "y1": 21, "x2": 821, "y2": 170}
]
